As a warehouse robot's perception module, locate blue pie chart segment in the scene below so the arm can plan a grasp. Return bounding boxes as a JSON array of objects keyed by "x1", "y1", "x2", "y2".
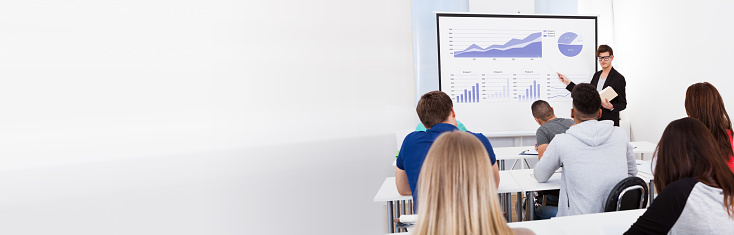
[{"x1": 558, "y1": 32, "x2": 583, "y2": 57}]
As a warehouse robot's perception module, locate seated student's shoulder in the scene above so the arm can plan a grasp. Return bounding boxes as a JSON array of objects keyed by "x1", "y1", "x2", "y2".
[
  {"x1": 466, "y1": 131, "x2": 490, "y2": 141},
  {"x1": 404, "y1": 130, "x2": 429, "y2": 140},
  {"x1": 661, "y1": 177, "x2": 699, "y2": 194}
]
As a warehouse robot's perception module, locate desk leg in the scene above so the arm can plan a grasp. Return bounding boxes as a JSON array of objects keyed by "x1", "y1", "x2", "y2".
[
  {"x1": 396, "y1": 200, "x2": 403, "y2": 232},
  {"x1": 387, "y1": 201, "x2": 394, "y2": 233},
  {"x1": 504, "y1": 193, "x2": 512, "y2": 222},
  {"x1": 526, "y1": 191, "x2": 535, "y2": 221},
  {"x1": 516, "y1": 192, "x2": 523, "y2": 222},
  {"x1": 511, "y1": 160, "x2": 520, "y2": 170},
  {"x1": 649, "y1": 181, "x2": 655, "y2": 206},
  {"x1": 409, "y1": 200, "x2": 413, "y2": 214}
]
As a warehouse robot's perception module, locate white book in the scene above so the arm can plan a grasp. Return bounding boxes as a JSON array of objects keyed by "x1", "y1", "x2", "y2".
[{"x1": 600, "y1": 86, "x2": 618, "y2": 101}]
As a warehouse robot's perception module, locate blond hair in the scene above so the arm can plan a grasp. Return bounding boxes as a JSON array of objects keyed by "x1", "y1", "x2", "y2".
[{"x1": 413, "y1": 131, "x2": 514, "y2": 235}]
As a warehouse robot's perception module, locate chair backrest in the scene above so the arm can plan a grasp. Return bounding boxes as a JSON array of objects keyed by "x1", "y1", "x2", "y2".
[{"x1": 604, "y1": 176, "x2": 648, "y2": 212}]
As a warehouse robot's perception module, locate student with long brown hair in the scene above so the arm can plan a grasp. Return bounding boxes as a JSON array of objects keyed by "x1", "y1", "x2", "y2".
[
  {"x1": 625, "y1": 118, "x2": 734, "y2": 234},
  {"x1": 413, "y1": 131, "x2": 533, "y2": 235},
  {"x1": 685, "y1": 82, "x2": 734, "y2": 172}
]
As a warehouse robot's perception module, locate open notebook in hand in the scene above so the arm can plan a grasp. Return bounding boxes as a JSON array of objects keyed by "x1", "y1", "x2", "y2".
[{"x1": 600, "y1": 86, "x2": 618, "y2": 101}]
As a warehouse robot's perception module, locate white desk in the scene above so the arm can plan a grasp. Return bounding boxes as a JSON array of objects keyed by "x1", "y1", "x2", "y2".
[
  {"x1": 508, "y1": 220, "x2": 564, "y2": 235},
  {"x1": 375, "y1": 173, "x2": 525, "y2": 232},
  {"x1": 510, "y1": 169, "x2": 562, "y2": 221},
  {"x1": 493, "y1": 141, "x2": 656, "y2": 171},
  {"x1": 493, "y1": 146, "x2": 537, "y2": 170},
  {"x1": 630, "y1": 141, "x2": 656, "y2": 160},
  {"x1": 374, "y1": 177, "x2": 413, "y2": 233},
  {"x1": 551, "y1": 209, "x2": 646, "y2": 235},
  {"x1": 509, "y1": 169, "x2": 652, "y2": 221},
  {"x1": 498, "y1": 171, "x2": 523, "y2": 222},
  {"x1": 391, "y1": 209, "x2": 645, "y2": 235}
]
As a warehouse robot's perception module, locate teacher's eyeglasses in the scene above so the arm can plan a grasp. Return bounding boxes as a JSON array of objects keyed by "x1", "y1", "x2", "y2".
[{"x1": 598, "y1": 56, "x2": 612, "y2": 61}]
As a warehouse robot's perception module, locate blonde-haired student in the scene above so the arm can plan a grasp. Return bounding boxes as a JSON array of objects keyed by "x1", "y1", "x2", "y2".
[{"x1": 413, "y1": 131, "x2": 534, "y2": 235}]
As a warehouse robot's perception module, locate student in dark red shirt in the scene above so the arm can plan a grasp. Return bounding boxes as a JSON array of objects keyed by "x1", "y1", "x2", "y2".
[{"x1": 685, "y1": 82, "x2": 734, "y2": 172}]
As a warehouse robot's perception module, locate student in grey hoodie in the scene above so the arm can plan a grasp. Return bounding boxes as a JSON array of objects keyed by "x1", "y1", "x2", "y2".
[{"x1": 533, "y1": 83, "x2": 637, "y2": 217}]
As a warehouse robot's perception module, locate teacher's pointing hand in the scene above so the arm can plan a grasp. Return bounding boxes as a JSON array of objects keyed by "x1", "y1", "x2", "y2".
[{"x1": 557, "y1": 72, "x2": 571, "y2": 85}]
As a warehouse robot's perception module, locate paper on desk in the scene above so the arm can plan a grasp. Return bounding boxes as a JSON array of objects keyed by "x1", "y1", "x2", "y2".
[
  {"x1": 600, "y1": 86, "x2": 618, "y2": 101},
  {"x1": 400, "y1": 214, "x2": 417, "y2": 223},
  {"x1": 520, "y1": 149, "x2": 538, "y2": 155}
]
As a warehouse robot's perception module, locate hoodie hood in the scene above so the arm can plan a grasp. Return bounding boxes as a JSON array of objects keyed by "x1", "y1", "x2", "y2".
[{"x1": 565, "y1": 120, "x2": 616, "y2": 147}]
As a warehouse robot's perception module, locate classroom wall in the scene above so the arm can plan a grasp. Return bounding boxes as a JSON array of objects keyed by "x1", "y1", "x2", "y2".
[
  {"x1": 0, "y1": 1, "x2": 416, "y2": 234},
  {"x1": 610, "y1": 0, "x2": 734, "y2": 143}
]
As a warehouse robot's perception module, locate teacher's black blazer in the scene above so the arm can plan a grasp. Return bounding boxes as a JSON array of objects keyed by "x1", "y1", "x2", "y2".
[{"x1": 565, "y1": 67, "x2": 627, "y2": 126}]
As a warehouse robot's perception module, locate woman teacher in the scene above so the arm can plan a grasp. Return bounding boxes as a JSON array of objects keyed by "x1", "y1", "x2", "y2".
[{"x1": 557, "y1": 45, "x2": 626, "y2": 126}]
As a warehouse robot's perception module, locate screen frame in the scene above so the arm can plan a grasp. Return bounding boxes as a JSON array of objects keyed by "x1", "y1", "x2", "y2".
[{"x1": 435, "y1": 13, "x2": 598, "y2": 90}]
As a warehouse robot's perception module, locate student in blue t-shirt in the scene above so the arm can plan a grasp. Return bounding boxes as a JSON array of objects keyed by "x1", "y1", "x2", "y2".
[{"x1": 395, "y1": 91, "x2": 499, "y2": 210}]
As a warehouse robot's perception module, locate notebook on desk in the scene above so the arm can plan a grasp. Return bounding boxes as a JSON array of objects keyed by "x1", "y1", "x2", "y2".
[{"x1": 520, "y1": 149, "x2": 538, "y2": 155}]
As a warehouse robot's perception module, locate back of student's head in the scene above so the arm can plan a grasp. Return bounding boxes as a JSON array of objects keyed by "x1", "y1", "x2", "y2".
[
  {"x1": 531, "y1": 100, "x2": 554, "y2": 122},
  {"x1": 413, "y1": 131, "x2": 512, "y2": 235},
  {"x1": 655, "y1": 117, "x2": 734, "y2": 216},
  {"x1": 416, "y1": 91, "x2": 453, "y2": 129},
  {"x1": 685, "y1": 82, "x2": 734, "y2": 156},
  {"x1": 571, "y1": 83, "x2": 601, "y2": 120}
]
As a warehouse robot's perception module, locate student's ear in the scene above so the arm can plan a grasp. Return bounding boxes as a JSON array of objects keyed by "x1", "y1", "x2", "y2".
[
  {"x1": 534, "y1": 118, "x2": 541, "y2": 125},
  {"x1": 570, "y1": 108, "x2": 575, "y2": 119},
  {"x1": 597, "y1": 109, "x2": 602, "y2": 118},
  {"x1": 451, "y1": 107, "x2": 456, "y2": 118}
]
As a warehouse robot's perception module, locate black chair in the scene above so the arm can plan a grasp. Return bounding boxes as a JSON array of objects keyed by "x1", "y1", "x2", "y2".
[{"x1": 604, "y1": 176, "x2": 648, "y2": 212}]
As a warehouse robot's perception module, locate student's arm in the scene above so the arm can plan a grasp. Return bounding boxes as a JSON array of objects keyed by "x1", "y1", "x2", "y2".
[
  {"x1": 535, "y1": 128, "x2": 550, "y2": 159},
  {"x1": 537, "y1": 144, "x2": 549, "y2": 159},
  {"x1": 533, "y1": 141, "x2": 561, "y2": 183},
  {"x1": 395, "y1": 145, "x2": 411, "y2": 195},
  {"x1": 395, "y1": 167, "x2": 411, "y2": 195},
  {"x1": 625, "y1": 178, "x2": 697, "y2": 235},
  {"x1": 626, "y1": 142, "x2": 638, "y2": 176}
]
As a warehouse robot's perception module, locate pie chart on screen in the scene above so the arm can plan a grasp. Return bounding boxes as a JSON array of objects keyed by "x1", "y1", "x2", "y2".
[{"x1": 558, "y1": 32, "x2": 583, "y2": 57}]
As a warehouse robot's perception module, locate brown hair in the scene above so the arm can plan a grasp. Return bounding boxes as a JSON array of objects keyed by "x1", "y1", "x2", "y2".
[
  {"x1": 413, "y1": 131, "x2": 513, "y2": 235},
  {"x1": 416, "y1": 91, "x2": 453, "y2": 129},
  {"x1": 685, "y1": 82, "x2": 734, "y2": 158},
  {"x1": 596, "y1": 45, "x2": 613, "y2": 57},
  {"x1": 654, "y1": 117, "x2": 734, "y2": 216},
  {"x1": 531, "y1": 100, "x2": 554, "y2": 122}
]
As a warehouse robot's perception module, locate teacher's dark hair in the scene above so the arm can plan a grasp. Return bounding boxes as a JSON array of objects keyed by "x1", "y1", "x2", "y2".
[
  {"x1": 596, "y1": 45, "x2": 613, "y2": 57},
  {"x1": 685, "y1": 82, "x2": 734, "y2": 158},
  {"x1": 570, "y1": 83, "x2": 601, "y2": 120},
  {"x1": 416, "y1": 91, "x2": 453, "y2": 129},
  {"x1": 654, "y1": 117, "x2": 734, "y2": 217}
]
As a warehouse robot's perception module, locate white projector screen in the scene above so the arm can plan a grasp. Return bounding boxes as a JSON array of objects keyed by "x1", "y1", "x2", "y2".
[{"x1": 436, "y1": 13, "x2": 597, "y2": 134}]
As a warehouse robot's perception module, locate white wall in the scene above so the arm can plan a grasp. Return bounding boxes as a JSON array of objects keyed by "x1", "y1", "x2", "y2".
[
  {"x1": 0, "y1": 1, "x2": 416, "y2": 234},
  {"x1": 611, "y1": 0, "x2": 734, "y2": 143},
  {"x1": 469, "y1": 0, "x2": 534, "y2": 14}
]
